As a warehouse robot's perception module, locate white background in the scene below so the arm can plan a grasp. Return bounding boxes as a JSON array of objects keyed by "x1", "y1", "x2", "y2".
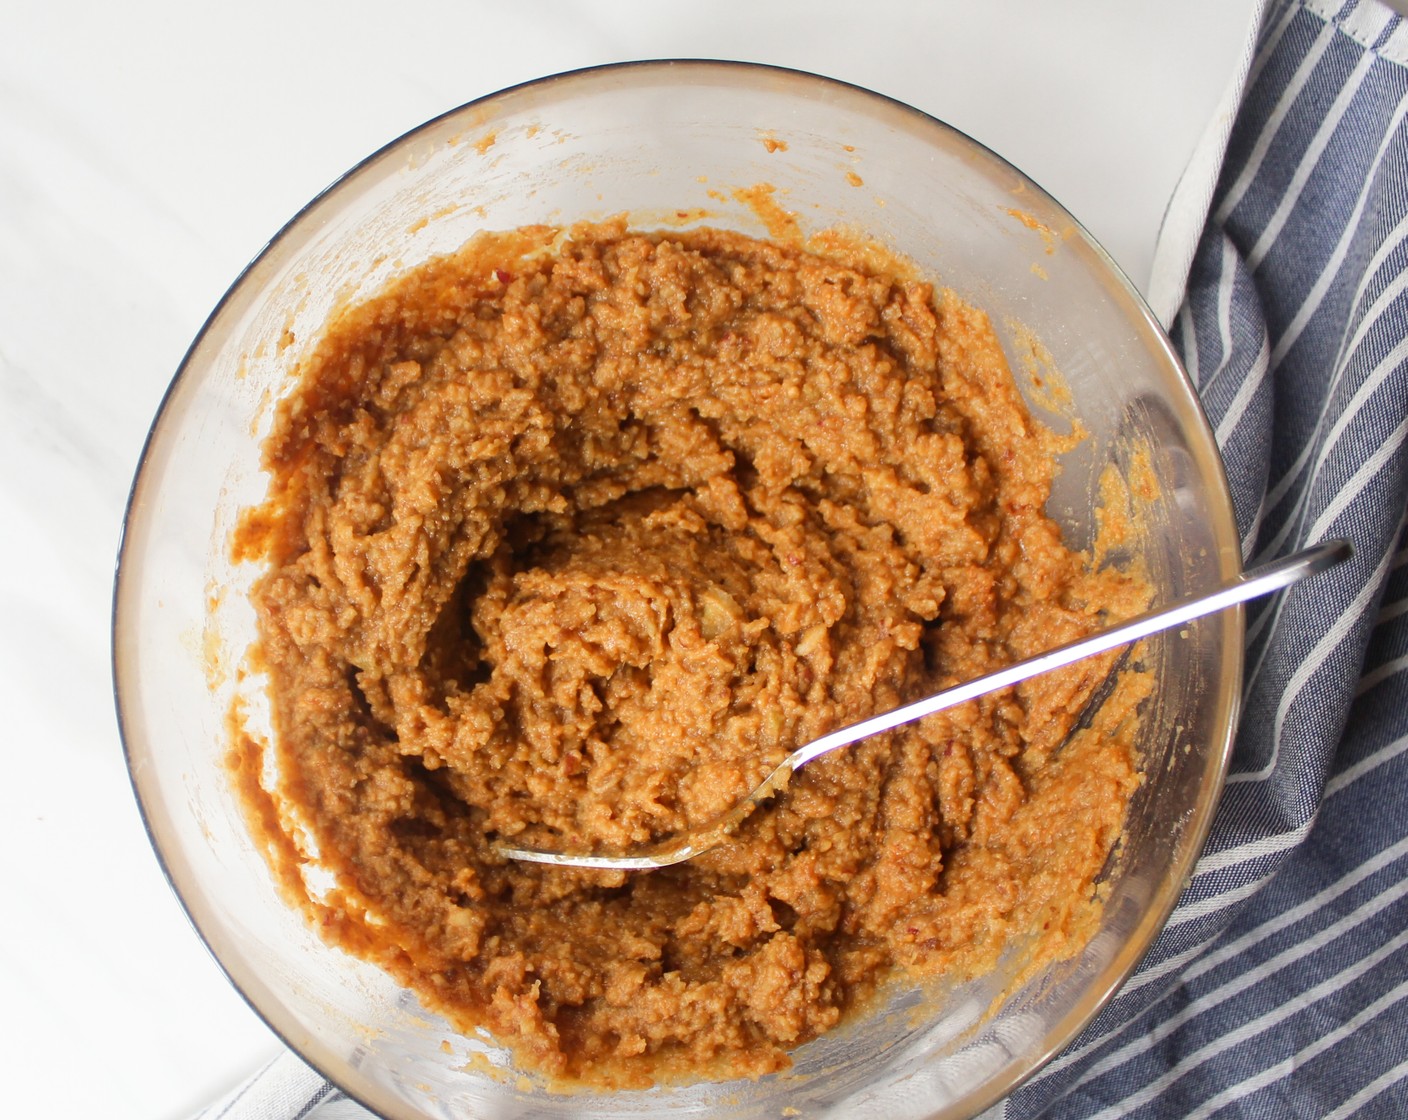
[{"x1": 0, "y1": 2, "x2": 1256, "y2": 1116}]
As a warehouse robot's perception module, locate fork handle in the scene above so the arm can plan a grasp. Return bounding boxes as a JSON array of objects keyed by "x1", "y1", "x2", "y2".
[{"x1": 788, "y1": 538, "x2": 1352, "y2": 769}]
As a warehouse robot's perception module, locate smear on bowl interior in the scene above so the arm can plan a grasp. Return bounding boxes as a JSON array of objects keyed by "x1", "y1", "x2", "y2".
[{"x1": 229, "y1": 217, "x2": 1151, "y2": 1088}]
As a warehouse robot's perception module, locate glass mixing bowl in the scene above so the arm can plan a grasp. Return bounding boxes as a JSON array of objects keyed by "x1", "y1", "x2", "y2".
[{"x1": 114, "y1": 61, "x2": 1241, "y2": 1120}]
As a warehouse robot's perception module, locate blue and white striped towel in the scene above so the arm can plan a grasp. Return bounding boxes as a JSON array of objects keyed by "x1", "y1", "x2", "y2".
[{"x1": 197, "y1": 1, "x2": 1408, "y2": 1115}]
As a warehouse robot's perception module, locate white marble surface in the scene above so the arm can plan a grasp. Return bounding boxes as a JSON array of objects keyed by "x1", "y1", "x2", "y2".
[{"x1": 0, "y1": 2, "x2": 1256, "y2": 1116}]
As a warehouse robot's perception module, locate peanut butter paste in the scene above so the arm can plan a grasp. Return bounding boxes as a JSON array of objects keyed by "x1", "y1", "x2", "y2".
[{"x1": 233, "y1": 221, "x2": 1148, "y2": 1087}]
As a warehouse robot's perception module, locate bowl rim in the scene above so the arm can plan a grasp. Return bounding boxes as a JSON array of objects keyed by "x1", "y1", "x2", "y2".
[{"x1": 112, "y1": 57, "x2": 1244, "y2": 1120}]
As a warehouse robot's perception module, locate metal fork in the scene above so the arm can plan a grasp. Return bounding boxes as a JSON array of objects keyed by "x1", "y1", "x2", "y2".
[{"x1": 492, "y1": 539, "x2": 1351, "y2": 871}]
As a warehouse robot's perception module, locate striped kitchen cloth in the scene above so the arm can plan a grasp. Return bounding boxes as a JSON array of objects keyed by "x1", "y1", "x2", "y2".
[
  {"x1": 195, "y1": 1, "x2": 1408, "y2": 1116},
  {"x1": 1006, "y1": 0, "x2": 1408, "y2": 1116}
]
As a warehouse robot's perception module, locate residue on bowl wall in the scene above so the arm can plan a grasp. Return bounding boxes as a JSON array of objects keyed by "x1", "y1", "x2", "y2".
[
  {"x1": 1095, "y1": 445, "x2": 1161, "y2": 565},
  {"x1": 758, "y1": 131, "x2": 788, "y2": 153},
  {"x1": 248, "y1": 387, "x2": 273, "y2": 438},
  {"x1": 1008, "y1": 321, "x2": 1079, "y2": 430},
  {"x1": 203, "y1": 585, "x2": 228, "y2": 691},
  {"x1": 730, "y1": 182, "x2": 802, "y2": 242},
  {"x1": 626, "y1": 206, "x2": 719, "y2": 228},
  {"x1": 406, "y1": 201, "x2": 463, "y2": 236},
  {"x1": 1004, "y1": 207, "x2": 1072, "y2": 256}
]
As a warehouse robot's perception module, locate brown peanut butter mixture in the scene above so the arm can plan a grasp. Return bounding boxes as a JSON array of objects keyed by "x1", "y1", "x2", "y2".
[{"x1": 233, "y1": 221, "x2": 1148, "y2": 1087}]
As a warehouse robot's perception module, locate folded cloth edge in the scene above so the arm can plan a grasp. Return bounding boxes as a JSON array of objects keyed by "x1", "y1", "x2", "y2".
[{"x1": 1147, "y1": 0, "x2": 1270, "y2": 328}]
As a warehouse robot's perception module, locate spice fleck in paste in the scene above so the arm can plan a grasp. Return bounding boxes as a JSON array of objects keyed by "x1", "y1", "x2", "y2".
[{"x1": 233, "y1": 221, "x2": 1148, "y2": 1087}]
